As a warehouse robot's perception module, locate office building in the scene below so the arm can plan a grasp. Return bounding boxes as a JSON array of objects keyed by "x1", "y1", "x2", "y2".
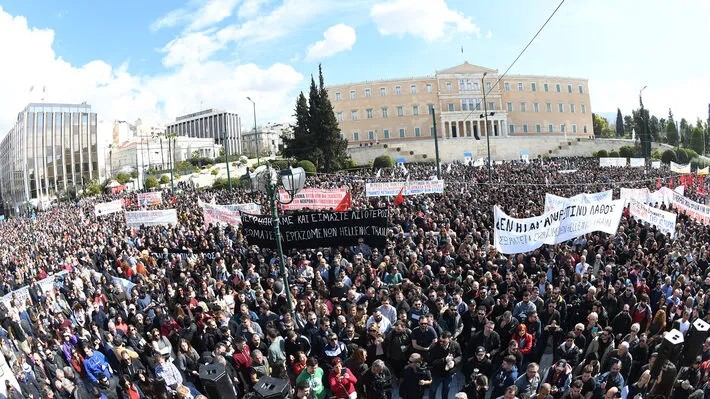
[
  {"x1": 165, "y1": 109, "x2": 242, "y2": 156},
  {"x1": 327, "y1": 62, "x2": 592, "y2": 145},
  {"x1": 0, "y1": 103, "x2": 99, "y2": 210},
  {"x1": 242, "y1": 122, "x2": 288, "y2": 157}
]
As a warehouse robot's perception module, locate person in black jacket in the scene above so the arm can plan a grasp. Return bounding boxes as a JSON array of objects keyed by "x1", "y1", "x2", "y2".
[
  {"x1": 429, "y1": 331, "x2": 462, "y2": 399},
  {"x1": 400, "y1": 353, "x2": 432, "y2": 399}
]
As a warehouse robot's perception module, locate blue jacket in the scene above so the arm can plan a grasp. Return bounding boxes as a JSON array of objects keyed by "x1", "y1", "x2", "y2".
[{"x1": 84, "y1": 350, "x2": 112, "y2": 383}]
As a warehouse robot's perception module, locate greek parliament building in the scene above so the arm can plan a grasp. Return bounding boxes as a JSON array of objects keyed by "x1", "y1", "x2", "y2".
[
  {"x1": 327, "y1": 62, "x2": 592, "y2": 145},
  {"x1": 0, "y1": 102, "x2": 99, "y2": 210},
  {"x1": 165, "y1": 109, "x2": 242, "y2": 156}
]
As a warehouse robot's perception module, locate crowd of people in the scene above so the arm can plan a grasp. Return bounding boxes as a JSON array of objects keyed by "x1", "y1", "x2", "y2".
[{"x1": 0, "y1": 157, "x2": 708, "y2": 399}]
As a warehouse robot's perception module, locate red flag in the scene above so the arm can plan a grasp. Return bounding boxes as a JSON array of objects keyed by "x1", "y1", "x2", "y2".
[
  {"x1": 124, "y1": 198, "x2": 132, "y2": 207},
  {"x1": 680, "y1": 175, "x2": 686, "y2": 188},
  {"x1": 656, "y1": 177, "x2": 661, "y2": 190},
  {"x1": 394, "y1": 187, "x2": 404, "y2": 206},
  {"x1": 334, "y1": 192, "x2": 352, "y2": 211},
  {"x1": 170, "y1": 196, "x2": 177, "y2": 205},
  {"x1": 689, "y1": 173, "x2": 695, "y2": 187}
]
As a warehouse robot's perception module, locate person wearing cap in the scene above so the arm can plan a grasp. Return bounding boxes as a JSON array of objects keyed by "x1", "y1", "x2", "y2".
[
  {"x1": 328, "y1": 357, "x2": 357, "y2": 399},
  {"x1": 400, "y1": 353, "x2": 431, "y2": 399},
  {"x1": 541, "y1": 359, "x2": 571, "y2": 399},
  {"x1": 429, "y1": 331, "x2": 462, "y2": 399}
]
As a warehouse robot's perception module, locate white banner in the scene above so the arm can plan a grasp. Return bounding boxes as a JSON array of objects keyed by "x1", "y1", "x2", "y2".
[
  {"x1": 629, "y1": 158, "x2": 645, "y2": 167},
  {"x1": 494, "y1": 199, "x2": 624, "y2": 254},
  {"x1": 670, "y1": 190, "x2": 710, "y2": 225},
  {"x1": 558, "y1": 169, "x2": 578, "y2": 174},
  {"x1": 125, "y1": 209, "x2": 177, "y2": 227},
  {"x1": 628, "y1": 200, "x2": 677, "y2": 238},
  {"x1": 620, "y1": 188, "x2": 651, "y2": 206},
  {"x1": 94, "y1": 200, "x2": 123, "y2": 216},
  {"x1": 599, "y1": 158, "x2": 627, "y2": 167},
  {"x1": 138, "y1": 191, "x2": 162, "y2": 207},
  {"x1": 279, "y1": 188, "x2": 350, "y2": 211},
  {"x1": 651, "y1": 161, "x2": 661, "y2": 169},
  {"x1": 198, "y1": 201, "x2": 260, "y2": 226},
  {"x1": 698, "y1": 167, "x2": 709, "y2": 175},
  {"x1": 544, "y1": 190, "x2": 613, "y2": 212},
  {"x1": 1, "y1": 271, "x2": 67, "y2": 310},
  {"x1": 365, "y1": 180, "x2": 445, "y2": 197},
  {"x1": 671, "y1": 162, "x2": 691, "y2": 174}
]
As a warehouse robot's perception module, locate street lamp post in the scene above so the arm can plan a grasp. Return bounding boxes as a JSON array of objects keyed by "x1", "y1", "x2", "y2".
[
  {"x1": 242, "y1": 164, "x2": 306, "y2": 317},
  {"x1": 639, "y1": 86, "x2": 649, "y2": 160},
  {"x1": 481, "y1": 72, "x2": 495, "y2": 183},
  {"x1": 167, "y1": 133, "x2": 176, "y2": 192},
  {"x1": 431, "y1": 107, "x2": 441, "y2": 180},
  {"x1": 247, "y1": 97, "x2": 260, "y2": 165},
  {"x1": 223, "y1": 131, "x2": 232, "y2": 190}
]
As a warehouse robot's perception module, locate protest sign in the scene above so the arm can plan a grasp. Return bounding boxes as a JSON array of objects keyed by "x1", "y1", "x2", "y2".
[
  {"x1": 671, "y1": 162, "x2": 691, "y2": 174},
  {"x1": 629, "y1": 158, "x2": 645, "y2": 167},
  {"x1": 620, "y1": 188, "x2": 651, "y2": 206},
  {"x1": 669, "y1": 190, "x2": 710, "y2": 225},
  {"x1": 279, "y1": 188, "x2": 351, "y2": 211},
  {"x1": 94, "y1": 200, "x2": 123, "y2": 217},
  {"x1": 544, "y1": 190, "x2": 613, "y2": 212},
  {"x1": 241, "y1": 209, "x2": 388, "y2": 250},
  {"x1": 628, "y1": 199, "x2": 676, "y2": 238},
  {"x1": 365, "y1": 180, "x2": 445, "y2": 197},
  {"x1": 651, "y1": 161, "x2": 661, "y2": 169},
  {"x1": 599, "y1": 158, "x2": 627, "y2": 167},
  {"x1": 494, "y1": 199, "x2": 624, "y2": 254},
  {"x1": 138, "y1": 192, "x2": 162, "y2": 207},
  {"x1": 1, "y1": 271, "x2": 67, "y2": 310},
  {"x1": 698, "y1": 167, "x2": 709, "y2": 175},
  {"x1": 199, "y1": 200, "x2": 260, "y2": 227},
  {"x1": 125, "y1": 209, "x2": 177, "y2": 227}
]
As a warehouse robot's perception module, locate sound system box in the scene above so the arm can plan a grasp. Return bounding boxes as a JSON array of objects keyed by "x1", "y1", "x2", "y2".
[
  {"x1": 253, "y1": 376, "x2": 290, "y2": 399},
  {"x1": 681, "y1": 318, "x2": 710, "y2": 366},
  {"x1": 199, "y1": 363, "x2": 238, "y2": 399},
  {"x1": 651, "y1": 328, "x2": 684, "y2": 380}
]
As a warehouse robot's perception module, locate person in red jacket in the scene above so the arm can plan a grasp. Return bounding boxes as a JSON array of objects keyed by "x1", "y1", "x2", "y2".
[
  {"x1": 328, "y1": 357, "x2": 358, "y2": 399},
  {"x1": 513, "y1": 323, "x2": 535, "y2": 365}
]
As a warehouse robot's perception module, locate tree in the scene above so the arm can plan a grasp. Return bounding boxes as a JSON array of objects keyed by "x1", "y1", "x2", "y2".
[
  {"x1": 666, "y1": 109, "x2": 679, "y2": 146},
  {"x1": 159, "y1": 175, "x2": 170, "y2": 185},
  {"x1": 86, "y1": 181, "x2": 102, "y2": 196},
  {"x1": 115, "y1": 172, "x2": 131, "y2": 185},
  {"x1": 593, "y1": 113, "x2": 612, "y2": 137},
  {"x1": 144, "y1": 175, "x2": 159, "y2": 189},
  {"x1": 615, "y1": 108, "x2": 624, "y2": 138},
  {"x1": 373, "y1": 155, "x2": 395, "y2": 168},
  {"x1": 680, "y1": 118, "x2": 690, "y2": 148},
  {"x1": 661, "y1": 149, "x2": 677, "y2": 163},
  {"x1": 649, "y1": 115, "x2": 660, "y2": 142},
  {"x1": 690, "y1": 119, "x2": 705, "y2": 155},
  {"x1": 297, "y1": 160, "x2": 316, "y2": 175},
  {"x1": 283, "y1": 65, "x2": 348, "y2": 172},
  {"x1": 623, "y1": 115, "x2": 635, "y2": 137}
]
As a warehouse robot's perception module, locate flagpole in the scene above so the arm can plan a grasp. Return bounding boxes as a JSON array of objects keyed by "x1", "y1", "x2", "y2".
[{"x1": 431, "y1": 107, "x2": 441, "y2": 180}]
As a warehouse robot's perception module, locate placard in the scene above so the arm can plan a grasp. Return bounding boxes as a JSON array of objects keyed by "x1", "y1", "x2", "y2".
[
  {"x1": 279, "y1": 188, "x2": 351, "y2": 211},
  {"x1": 241, "y1": 209, "x2": 388, "y2": 249},
  {"x1": 1, "y1": 272, "x2": 67, "y2": 310},
  {"x1": 620, "y1": 188, "x2": 651, "y2": 206},
  {"x1": 651, "y1": 161, "x2": 661, "y2": 169},
  {"x1": 365, "y1": 180, "x2": 445, "y2": 197},
  {"x1": 199, "y1": 201, "x2": 260, "y2": 227},
  {"x1": 671, "y1": 162, "x2": 691, "y2": 174},
  {"x1": 698, "y1": 167, "x2": 709, "y2": 175},
  {"x1": 138, "y1": 192, "x2": 162, "y2": 207},
  {"x1": 628, "y1": 199, "x2": 677, "y2": 238},
  {"x1": 629, "y1": 158, "x2": 645, "y2": 167},
  {"x1": 125, "y1": 209, "x2": 177, "y2": 227},
  {"x1": 670, "y1": 190, "x2": 710, "y2": 225},
  {"x1": 599, "y1": 158, "x2": 627, "y2": 167},
  {"x1": 94, "y1": 200, "x2": 123, "y2": 217},
  {"x1": 544, "y1": 190, "x2": 613, "y2": 212},
  {"x1": 494, "y1": 200, "x2": 624, "y2": 254}
]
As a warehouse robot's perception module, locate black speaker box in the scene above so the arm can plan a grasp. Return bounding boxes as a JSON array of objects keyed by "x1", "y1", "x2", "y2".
[
  {"x1": 651, "y1": 328, "x2": 684, "y2": 380},
  {"x1": 681, "y1": 319, "x2": 710, "y2": 366},
  {"x1": 253, "y1": 376, "x2": 290, "y2": 399},
  {"x1": 200, "y1": 363, "x2": 238, "y2": 399}
]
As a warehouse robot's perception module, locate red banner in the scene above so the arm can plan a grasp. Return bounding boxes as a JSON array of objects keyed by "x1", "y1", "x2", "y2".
[{"x1": 279, "y1": 188, "x2": 351, "y2": 211}]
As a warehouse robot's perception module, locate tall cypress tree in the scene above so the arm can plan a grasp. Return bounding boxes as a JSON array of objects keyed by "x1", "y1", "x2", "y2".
[
  {"x1": 282, "y1": 92, "x2": 312, "y2": 161},
  {"x1": 615, "y1": 108, "x2": 624, "y2": 138},
  {"x1": 314, "y1": 64, "x2": 348, "y2": 172}
]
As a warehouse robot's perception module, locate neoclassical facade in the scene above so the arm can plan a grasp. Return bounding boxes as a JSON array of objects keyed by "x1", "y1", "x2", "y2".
[{"x1": 327, "y1": 62, "x2": 593, "y2": 145}]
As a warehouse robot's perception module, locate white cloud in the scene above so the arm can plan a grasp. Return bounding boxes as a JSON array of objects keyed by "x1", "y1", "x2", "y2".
[
  {"x1": 0, "y1": 6, "x2": 304, "y2": 139},
  {"x1": 370, "y1": 0, "x2": 479, "y2": 41},
  {"x1": 160, "y1": 30, "x2": 224, "y2": 67},
  {"x1": 151, "y1": 0, "x2": 241, "y2": 32},
  {"x1": 485, "y1": 30, "x2": 493, "y2": 39},
  {"x1": 305, "y1": 24, "x2": 356, "y2": 61},
  {"x1": 238, "y1": 0, "x2": 270, "y2": 19}
]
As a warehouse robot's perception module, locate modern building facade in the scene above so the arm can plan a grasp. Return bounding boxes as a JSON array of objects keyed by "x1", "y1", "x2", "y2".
[
  {"x1": 108, "y1": 136, "x2": 222, "y2": 176},
  {"x1": 165, "y1": 109, "x2": 242, "y2": 156},
  {"x1": 242, "y1": 122, "x2": 289, "y2": 157},
  {"x1": 327, "y1": 62, "x2": 592, "y2": 145},
  {"x1": 0, "y1": 103, "x2": 99, "y2": 209}
]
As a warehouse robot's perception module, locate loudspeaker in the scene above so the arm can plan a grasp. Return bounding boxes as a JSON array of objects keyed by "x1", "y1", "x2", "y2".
[
  {"x1": 681, "y1": 319, "x2": 710, "y2": 366},
  {"x1": 200, "y1": 363, "x2": 238, "y2": 399},
  {"x1": 651, "y1": 329, "x2": 684, "y2": 380},
  {"x1": 252, "y1": 376, "x2": 290, "y2": 399}
]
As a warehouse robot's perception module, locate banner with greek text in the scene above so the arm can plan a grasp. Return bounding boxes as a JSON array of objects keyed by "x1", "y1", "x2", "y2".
[
  {"x1": 629, "y1": 158, "x2": 645, "y2": 167},
  {"x1": 651, "y1": 161, "x2": 661, "y2": 169},
  {"x1": 365, "y1": 180, "x2": 445, "y2": 197},
  {"x1": 620, "y1": 188, "x2": 651, "y2": 206},
  {"x1": 544, "y1": 190, "x2": 613, "y2": 212},
  {"x1": 241, "y1": 209, "x2": 389, "y2": 249},
  {"x1": 1, "y1": 271, "x2": 67, "y2": 310},
  {"x1": 138, "y1": 192, "x2": 162, "y2": 207},
  {"x1": 279, "y1": 188, "x2": 351, "y2": 211},
  {"x1": 599, "y1": 158, "x2": 627, "y2": 167},
  {"x1": 94, "y1": 200, "x2": 123, "y2": 217},
  {"x1": 628, "y1": 200, "x2": 677, "y2": 238},
  {"x1": 671, "y1": 162, "x2": 691, "y2": 174},
  {"x1": 494, "y1": 200, "x2": 624, "y2": 254},
  {"x1": 670, "y1": 190, "x2": 710, "y2": 225},
  {"x1": 125, "y1": 209, "x2": 177, "y2": 227},
  {"x1": 198, "y1": 200, "x2": 260, "y2": 227}
]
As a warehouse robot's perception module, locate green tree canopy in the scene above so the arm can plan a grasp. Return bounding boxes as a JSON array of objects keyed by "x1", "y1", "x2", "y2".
[
  {"x1": 690, "y1": 122, "x2": 705, "y2": 155},
  {"x1": 592, "y1": 113, "x2": 612, "y2": 137},
  {"x1": 145, "y1": 175, "x2": 159, "y2": 189},
  {"x1": 373, "y1": 155, "x2": 395, "y2": 168},
  {"x1": 661, "y1": 149, "x2": 677, "y2": 163},
  {"x1": 666, "y1": 109, "x2": 679, "y2": 146},
  {"x1": 615, "y1": 108, "x2": 624, "y2": 138},
  {"x1": 115, "y1": 172, "x2": 131, "y2": 185}
]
